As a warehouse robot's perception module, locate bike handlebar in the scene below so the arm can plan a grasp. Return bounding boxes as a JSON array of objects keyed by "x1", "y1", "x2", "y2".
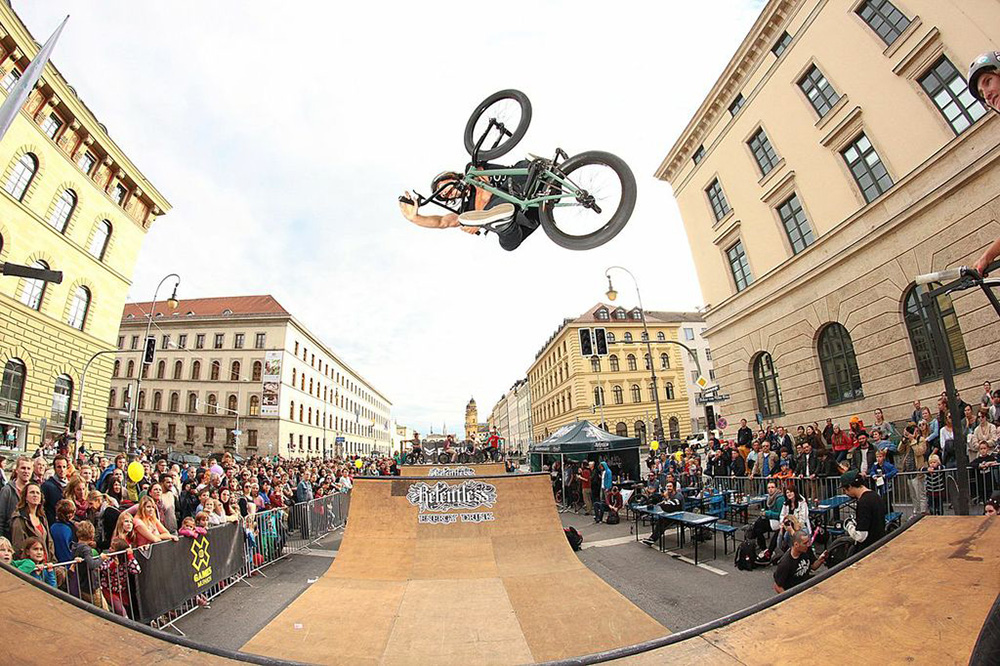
[{"x1": 914, "y1": 266, "x2": 973, "y2": 285}]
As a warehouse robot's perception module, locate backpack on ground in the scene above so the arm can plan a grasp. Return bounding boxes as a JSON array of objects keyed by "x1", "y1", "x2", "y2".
[
  {"x1": 606, "y1": 511, "x2": 620, "y2": 525},
  {"x1": 735, "y1": 533, "x2": 757, "y2": 571},
  {"x1": 564, "y1": 526, "x2": 583, "y2": 551}
]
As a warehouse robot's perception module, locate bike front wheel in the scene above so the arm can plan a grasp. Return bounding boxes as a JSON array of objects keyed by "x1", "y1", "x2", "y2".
[
  {"x1": 437, "y1": 452, "x2": 451, "y2": 465},
  {"x1": 404, "y1": 453, "x2": 416, "y2": 465},
  {"x1": 537, "y1": 150, "x2": 636, "y2": 250},
  {"x1": 464, "y1": 89, "x2": 532, "y2": 163}
]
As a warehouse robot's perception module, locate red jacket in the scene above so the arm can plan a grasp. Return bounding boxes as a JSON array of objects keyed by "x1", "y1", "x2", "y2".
[{"x1": 831, "y1": 431, "x2": 852, "y2": 452}]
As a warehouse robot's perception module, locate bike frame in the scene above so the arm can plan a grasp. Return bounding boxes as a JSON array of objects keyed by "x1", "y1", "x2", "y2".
[{"x1": 462, "y1": 166, "x2": 583, "y2": 210}]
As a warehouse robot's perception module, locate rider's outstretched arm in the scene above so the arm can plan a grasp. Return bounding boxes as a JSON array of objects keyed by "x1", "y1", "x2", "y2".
[
  {"x1": 975, "y1": 237, "x2": 1000, "y2": 276},
  {"x1": 398, "y1": 192, "x2": 479, "y2": 234}
]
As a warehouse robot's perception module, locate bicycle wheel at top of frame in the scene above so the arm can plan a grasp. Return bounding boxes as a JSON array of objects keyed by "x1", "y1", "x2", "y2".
[
  {"x1": 463, "y1": 89, "x2": 532, "y2": 163},
  {"x1": 538, "y1": 150, "x2": 637, "y2": 251}
]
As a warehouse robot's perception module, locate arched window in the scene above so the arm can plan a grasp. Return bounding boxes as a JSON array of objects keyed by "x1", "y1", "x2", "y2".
[
  {"x1": 156, "y1": 360, "x2": 165, "y2": 379},
  {"x1": 753, "y1": 352, "x2": 783, "y2": 418},
  {"x1": 112, "y1": 360, "x2": 120, "y2": 378},
  {"x1": 627, "y1": 354, "x2": 637, "y2": 371},
  {"x1": 309, "y1": 378, "x2": 314, "y2": 394},
  {"x1": 593, "y1": 386, "x2": 604, "y2": 406},
  {"x1": 616, "y1": 422, "x2": 628, "y2": 437},
  {"x1": 108, "y1": 388, "x2": 116, "y2": 408},
  {"x1": 630, "y1": 384, "x2": 641, "y2": 403},
  {"x1": 290, "y1": 400, "x2": 295, "y2": 420},
  {"x1": 644, "y1": 353, "x2": 651, "y2": 370},
  {"x1": 291, "y1": 368, "x2": 296, "y2": 385},
  {"x1": 249, "y1": 395, "x2": 260, "y2": 416},
  {"x1": 609, "y1": 355, "x2": 619, "y2": 372},
  {"x1": 607, "y1": 332, "x2": 615, "y2": 343},
  {"x1": 648, "y1": 383, "x2": 657, "y2": 401},
  {"x1": 624, "y1": 332, "x2": 633, "y2": 342},
  {"x1": 126, "y1": 360, "x2": 135, "y2": 378},
  {"x1": 0, "y1": 359, "x2": 26, "y2": 417},
  {"x1": 138, "y1": 391, "x2": 146, "y2": 410},
  {"x1": 4, "y1": 152, "x2": 37, "y2": 201},
  {"x1": 641, "y1": 331, "x2": 649, "y2": 341},
  {"x1": 634, "y1": 420, "x2": 647, "y2": 446},
  {"x1": 657, "y1": 332, "x2": 665, "y2": 341},
  {"x1": 121, "y1": 392, "x2": 128, "y2": 409},
  {"x1": 51, "y1": 375, "x2": 72, "y2": 425},
  {"x1": 152, "y1": 391, "x2": 162, "y2": 411},
  {"x1": 187, "y1": 393, "x2": 198, "y2": 413},
  {"x1": 228, "y1": 394, "x2": 238, "y2": 412},
  {"x1": 818, "y1": 323, "x2": 864, "y2": 405},
  {"x1": 169, "y1": 392, "x2": 179, "y2": 412},
  {"x1": 88, "y1": 220, "x2": 112, "y2": 261},
  {"x1": 612, "y1": 385, "x2": 623, "y2": 404},
  {"x1": 307, "y1": 406, "x2": 313, "y2": 423},
  {"x1": 299, "y1": 405, "x2": 304, "y2": 421},
  {"x1": 191, "y1": 360, "x2": 201, "y2": 380},
  {"x1": 230, "y1": 360, "x2": 241, "y2": 381},
  {"x1": 210, "y1": 361, "x2": 221, "y2": 381},
  {"x1": 660, "y1": 353, "x2": 669, "y2": 369},
  {"x1": 251, "y1": 361, "x2": 262, "y2": 382},
  {"x1": 903, "y1": 284, "x2": 969, "y2": 381},
  {"x1": 207, "y1": 394, "x2": 218, "y2": 414},
  {"x1": 172, "y1": 360, "x2": 183, "y2": 379},
  {"x1": 590, "y1": 357, "x2": 601, "y2": 372},
  {"x1": 20, "y1": 260, "x2": 49, "y2": 310},
  {"x1": 141, "y1": 362, "x2": 149, "y2": 379},
  {"x1": 49, "y1": 189, "x2": 76, "y2": 233},
  {"x1": 669, "y1": 416, "x2": 680, "y2": 439},
  {"x1": 664, "y1": 382, "x2": 675, "y2": 400}
]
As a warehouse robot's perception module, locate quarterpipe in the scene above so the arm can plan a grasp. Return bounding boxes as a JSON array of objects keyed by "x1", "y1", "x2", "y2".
[{"x1": 2, "y1": 472, "x2": 998, "y2": 665}]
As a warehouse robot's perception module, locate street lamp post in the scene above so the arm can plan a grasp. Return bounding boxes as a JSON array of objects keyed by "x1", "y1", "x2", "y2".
[
  {"x1": 130, "y1": 274, "x2": 180, "y2": 456},
  {"x1": 605, "y1": 266, "x2": 664, "y2": 444}
]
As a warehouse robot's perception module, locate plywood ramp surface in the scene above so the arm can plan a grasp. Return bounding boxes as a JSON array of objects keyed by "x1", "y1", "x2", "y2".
[
  {"x1": 618, "y1": 516, "x2": 1000, "y2": 665},
  {"x1": 383, "y1": 463, "x2": 508, "y2": 477},
  {"x1": 243, "y1": 475, "x2": 666, "y2": 664}
]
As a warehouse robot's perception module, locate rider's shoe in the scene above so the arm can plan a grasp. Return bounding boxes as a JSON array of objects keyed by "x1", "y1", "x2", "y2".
[{"x1": 458, "y1": 203, "x2": 515, "y2": 227}]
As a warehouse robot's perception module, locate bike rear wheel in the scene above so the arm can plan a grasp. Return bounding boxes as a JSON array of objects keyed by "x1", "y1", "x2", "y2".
[
  {"x1": 537, "y1": 150, "x2": 636, "y2": 250},
  {"x1": 458, "y1": 452, "x2": 472, "y2": 464},
  {"x1": 464, "y1": 89, "x2": 532, "y2": 163},
  {"x1": 404, "y1": 453, "x2": 416, "y2": 465},
  {"x1": 437, "y1": 452, "x2": 451, "y2": 465}
]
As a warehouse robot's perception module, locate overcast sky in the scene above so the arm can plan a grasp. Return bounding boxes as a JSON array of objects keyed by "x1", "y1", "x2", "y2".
[{"x1": 19, "y1": 1, "x2": 764, "y2": 433}]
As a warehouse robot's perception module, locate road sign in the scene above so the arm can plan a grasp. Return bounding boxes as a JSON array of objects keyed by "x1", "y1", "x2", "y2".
[
  {"x1": 695, "y1": 375, "x2": 709, "y2": 389},
  {"x1": 233, "y1": 429, "x2": 243, "y2": 436},
  {"x1": 335, "y1": 436, "x2": 345, "y2": 444},
  {"x1": 717, "y1": 417, "x2": 728, "y2": 430},
  {"x1": 695, "y1": 394, "x2": 731, "y2": 405}
]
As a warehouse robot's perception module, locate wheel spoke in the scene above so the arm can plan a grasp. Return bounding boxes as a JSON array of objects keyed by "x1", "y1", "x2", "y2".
[{"x1": 546, "y1": 163, "x2": 624, "y2": 237}]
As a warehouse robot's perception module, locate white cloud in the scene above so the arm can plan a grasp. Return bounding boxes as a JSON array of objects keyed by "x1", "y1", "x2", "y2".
[{"x1": 16, "y1": 1, "x2": 763, "y2": 433}]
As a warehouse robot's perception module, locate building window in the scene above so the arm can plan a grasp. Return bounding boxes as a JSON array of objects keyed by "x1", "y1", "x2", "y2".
[
  {"x1": 748, "y1": 128, "x2": 780, "y2": 176},
  {"x1": 206, "y1": 426, "x2": 215, "y2": 443},
  {"x1": 207, "y1": 394, "x2": 217, "y2": 415},
  {"x1": 169, "y1": 392, "x2": 179, "y2": 412},
  {"x1": 777, "y1": 194, "x2": 815, "y2": 254},
  {"x1": 627, "y1": 354, "x2": 637, "y2": 371},
  {"x1": 818, "y1": 323, "x2": 864, "y2": 405},
  {"x1": 630, "y1": 384, "x2": 641, "y2": 403},
  {"x1": 644, "y1": 353, "x2": 651, "y2": 370},
  {"x1": 51, "y1": 375, "x2": 72, "y2": 425},
  {"x1": 40, "y1": 113, "x2": 63, "y2": 139},
  {"x1": 156, "y1": 360, "x2": 165, "y2": 379},
  {"x1": 842, "y1": 133, "x2": 893, "y2": 203},
  {"x1": 799, "y1": 65, "x2": 841, "y2": 118},
  {"x1": 705, "y1": 179, "x2": 731, "y2": 222},
  {"x1": 247, "y1": 429, "x2": 258, "y2": 449},
  {"x1": 177, "y1": 334, "x2": 187, "y2": 349},
  {"x1": 648, "y1": 383, "x2": 657, "y2": 401},
  {"x1": 753, "y1": 352, "x2": 783, "y2": 417},
  {"x1": 196, "y1": 334, "x2": 205, "y2": 349},
  {"x1": 228, "y1": 394, "x2": 238, "y2": 412},
  {"x1": 919, "y1": 57, "x2": 986, "y2": 136},
  {"x1": 130, "y1": 336, "x2": 139, "y2": 350},
  {"x1": 593, "y1": 386, "x2": 604, "y2": 406},
  {"x1": 254, "y1": 333, "x2": 266, "y2": 349},
  {"x1": 149, "y1": 422, "x2": 158, "y2": 439},
  {"x1": 0, "y1": 359, "x2": 25, "y2": 417},
  {"x1": 249, "y1": 395, "x2": 260, "y2": 416},
  {"x1": 664, "y1": 382, "x2": 675, "y2": 400},
  {"x1": 726, "y1": 240, "x2": 753, "y2": 292},
  {"x1": 612, "y1": 385, "x2": 623, "y2": 404},
  {"x1": 660, "y1": 353, "x2": 670, "y2": 370},
  {"x1": 210, "y1": 361, "x2": 221, "y2": 381},
  {"x1": 230, "y1": 360, "x2": 241, "y2": 381},
  {"x1": 590, "y1": 357, "x2": 601, "y2": 372},
  {"x1": 126, "y1": 360, "x2": 135, "y2": 378},
  {"x1": 173, "y1": 360, "x2": 183, "y2": 380},
  {"x1": 88, "y1": 220, "x2": 112, "y2": 260},
  {"x1": 153, "y1": 391, "x2": 164, "y2": 411},
  {"x1": 0, "y1": 67, "x2": 20, "y2": 92},
  {"x1": 111, "y1": 183, "x2": 127, "y2": 205},
  {"x1": 903, "y1": 283, "x2": 969, "y2": 381},
  {"x1": 623, "y1": 331, "x2": 632, "y2": 342},
  {"x1": 772, "y1": 31, "x2": 792, "y2": 57},
  {"x1": 609, "y1": 355, "x2": 619, "y2": 371},
  {"x1": 614, "y1": 310, "x2": 626, "y2": 321},
  {"x1": 137, "y1": 391, "x2": 146, "y2": 410},
  {"x1": 77, "y1": 151, "x2": 96, "y2": 175},
  {"x1": 252, "y1": 361, "x2": 262, "y2": 382},
  {"x1": 161, "y1": 334, "x2": 170, "y2": 350},
  {"x1": 20, "y1": 260, "x2": 49, "y2": 310},
  {"x1": 112, "y1": 360, "x2": 120, "y2": 377},
  {"x1": 191, "y1": 360, "x2": 201, "y2": 380},
  {"x1": 692, "y1": 146, "x2": 705, "y2": 166},
  {"x1": 49, "y1": 189, "x2": 76, "y2": 233},
  {"x1": 188, "y1": 393, "x2": 198, "y2": 412},
  {"x1": 594, "y1": 308, "x2": 609, "y2": 321},
  {"x1": 214, "y1": 333, "x2": 224, "y2": 349},
  {"x1": 856, "y1": 0, "x2": 910, "y2": 46},
  {"x1": 728, "y1": 94, "x2": 745, "y2": 116},
  {"x1": 186, "y1": 425, "x2": 195, "y2": 442},
  {"x1": 5, "y1": 152, "x2": 37, "y2": 201},
  {"x1": 234, "y1": 333, "x2": 245, "y2": 349},
  {"x1": 66, "y1": 286, "x2": 90, "y2": 330}
]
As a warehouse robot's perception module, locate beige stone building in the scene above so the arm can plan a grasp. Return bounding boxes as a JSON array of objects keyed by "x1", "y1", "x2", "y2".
[
  {"x1": 0, "y1": 4, "x2": 169, "y2": 453},
  {"x1": 107, "y1": 295, "x2": 392, "y2": 458},
  {"x1": 528, "y1": 304, "x2": 698, "y2": 445},
  {"x1": 658, "y1": 0, "x2": 1000, "y2": 428}
]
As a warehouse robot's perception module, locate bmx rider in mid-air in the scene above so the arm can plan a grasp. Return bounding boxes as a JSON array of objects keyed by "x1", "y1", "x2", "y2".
[{"x1": 969, "y1": 52, "x2": 1000, "y2": 275}]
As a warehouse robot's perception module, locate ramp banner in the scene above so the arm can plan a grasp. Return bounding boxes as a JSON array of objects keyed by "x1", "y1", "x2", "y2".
[{"x1": 134, "y1": 521, "x2": 246, "y2": 622}]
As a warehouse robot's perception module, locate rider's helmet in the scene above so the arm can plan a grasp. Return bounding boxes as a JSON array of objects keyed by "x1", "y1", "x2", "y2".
[
  {"x1": 431, "y1": 171, "x2": 465, "y2": 199},
  {"x1": 968, "y1": 51, "x2": 1000, "y2": 111}
]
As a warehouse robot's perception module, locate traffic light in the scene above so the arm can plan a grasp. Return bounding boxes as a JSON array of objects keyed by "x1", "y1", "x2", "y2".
[
  {"x1": 142, "y1": 336, "x2": 156, "y2": 365},
  {"x1": 594, "y1": 327, "x2": 608, "y2": 356},
  {"x1": 705, "y1": 405, "x2": 717, "y2": 432},
  {"x1": 579, "y1": 328, "x2": 593, "y2": 356}
]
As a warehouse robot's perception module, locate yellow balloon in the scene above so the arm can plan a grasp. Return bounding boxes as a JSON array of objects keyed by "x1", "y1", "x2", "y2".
[
  {"x1": 354, "y1": 459, "x2": 363, "y2": 469},
  {"x1": 650, "y1": 441, "x2": 659, "y2": 451},
  {"x1": 127, "y1": 461, "x2": 144, "y2": 483}
]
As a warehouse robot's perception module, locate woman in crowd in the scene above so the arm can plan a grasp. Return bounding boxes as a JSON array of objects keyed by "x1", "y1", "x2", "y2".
[
  {"x1": 920, "y1": 406, "x2": 940, "y2": 458},
  {"x1": 10, "y1": 482, "x2": 54, "y2": 561},
  {"x1": 132, "y1": 496, "x2": 177, "y2": 545},
  {"x1": 973, "y1": 408, "x2": 998, "y2": 450},
  {"x1": 778, "y1": 486, "x2": 810, "y2": 535},
  {"x1": 256, "y1": 481, "x2": 273, "y2": 511},
  {"x1": 830, "y1": 425, "x2": 852, "y2": 463},
  {"x1": 898, "y1": 424, "x2": 928, "y2": 514},
  {"x1": 106, "y1": 478, "x2": 125, "y2": 507},
  {"x1": 86, "y1": 490, "x2": 120, "y2": 552},
  {"x1": 870, "y1": 408, "x2": 898, "y2": 445},
  {"x1": 64, "y1": 476, "x2": 90, "y2": 520},
  {"x1": 970, "y1": 441, "x2": 999, "y2": 504},
  {"x1": 938, "y1": 412, "x2": 956, "y2": 468},
  {"x1": 216, "y1": 488, "x2": 240, "y2": 523}
]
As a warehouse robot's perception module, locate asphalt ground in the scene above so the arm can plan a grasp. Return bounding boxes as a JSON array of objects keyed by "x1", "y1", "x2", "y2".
[{"x1": 177, "y1": 507, "x2": 778, "y2": 651}]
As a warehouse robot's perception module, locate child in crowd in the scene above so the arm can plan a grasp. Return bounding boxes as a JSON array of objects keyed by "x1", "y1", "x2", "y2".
[
  {"x1": 179, "y1": 516, "x2": 207, "y2": 538},
  {"x1": 73, "y1": 520, "x2": 109, "y2": 611},
  {"x1": 926, "y1": 454, "x2": 946, "y2": 515},
  {"x1": 100, "y1": 537, "x2": 140, "y2": 617},
  {"x1": 0, "y1": 536, "x2": 14, "y2": 564},
  {"x1": 12, "y1": 536, "x2": 57, "y2": 587},
  {"x1": 195, "y1": 511, "x2": 211, "y2": 530}
]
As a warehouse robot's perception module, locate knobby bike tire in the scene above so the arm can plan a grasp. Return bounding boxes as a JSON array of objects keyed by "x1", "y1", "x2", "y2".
[
  {"x1": 437, "y1": 452, "x2": 451, "y2": 464},
  {"x1": 404, "y1": 453, "x2": 415, "y2": 465},
  {"x1": 538, "y1": 150, "x2": 637, "y2": 251},
  {"x1": 463, "y1": 89, "x2": 532, "y2": 162}
]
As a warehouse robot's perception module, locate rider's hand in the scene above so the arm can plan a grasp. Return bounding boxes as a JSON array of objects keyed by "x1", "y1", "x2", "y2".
[
  {"x1": 458, "y1": 225, "x2": 480, "y2": 236},
  {"x1": 398, "y1": 191, "x2": 419, "y2": 222},
  {"x1": 975, "y1": 253, "x2": 991, "y2": 277}
]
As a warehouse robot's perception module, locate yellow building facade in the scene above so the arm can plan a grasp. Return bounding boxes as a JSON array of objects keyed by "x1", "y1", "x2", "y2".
[
  {"x1": 658, "y1": 0, "x2": 1000, "y2": 428},
  {"x1": 0, "y1": 5, "x2": 169, "y2": 453},
  {"x1": 528, "y1": 304, "x2": 697, "y2": 445}
]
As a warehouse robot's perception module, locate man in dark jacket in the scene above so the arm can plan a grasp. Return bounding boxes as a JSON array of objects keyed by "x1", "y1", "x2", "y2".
[
  {"x1": 849, "y1": 434, "x2": 878, "y2": 478},
  {"x1": 41, "y1": 455, "x2": 68, "y2": 527},
  {"x1": 737, "y1": 420, "x2": 753, "y2": 448}
]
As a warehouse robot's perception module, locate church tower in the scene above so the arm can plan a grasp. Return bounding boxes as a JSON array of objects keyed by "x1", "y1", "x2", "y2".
[{"x1": 465, "y1": 397, "x2": 478, "y2": 442}]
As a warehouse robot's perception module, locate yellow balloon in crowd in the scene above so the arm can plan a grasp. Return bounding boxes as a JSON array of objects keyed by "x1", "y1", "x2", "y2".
[
  {"x1": 127, "y1": 461, "x2": 144, "y2": 483},
  {"x1": 650, "y1": 441, "x2": 659, "y2": 451},
  {"x1": 354, "y1": 459, "x2": 363, "y2": 469}
]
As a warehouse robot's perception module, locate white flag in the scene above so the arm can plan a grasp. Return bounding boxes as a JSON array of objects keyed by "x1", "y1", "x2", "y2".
[{"x1": 0, "y1": 16, "x2": 69, "y2": 142}]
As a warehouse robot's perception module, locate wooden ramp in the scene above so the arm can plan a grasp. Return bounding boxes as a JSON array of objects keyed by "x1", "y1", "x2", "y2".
[
  {"x1": 242, "y1": 474, "x2": 666, "y2": 664},
  {"x1": 615, "y1": 516, "x2": 1000, "y2": 665},
  {"x1": 384, "y1": 462, "x2": 507, "y2": 477}
]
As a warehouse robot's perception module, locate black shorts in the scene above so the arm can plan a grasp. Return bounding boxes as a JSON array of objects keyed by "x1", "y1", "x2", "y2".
[{"x1": 482, "y1": 160, "x2": 539, "y2": 252}]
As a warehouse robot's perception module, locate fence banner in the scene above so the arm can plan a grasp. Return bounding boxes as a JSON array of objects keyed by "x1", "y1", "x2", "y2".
[{"x1": 134, "y1": 521, "x2": 246, "y2": 623}]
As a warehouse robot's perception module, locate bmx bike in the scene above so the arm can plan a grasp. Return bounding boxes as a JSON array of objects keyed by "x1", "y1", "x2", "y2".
[
  {"x1": 455, "y1": 446, "x2": 505, "y2": 464},
  {"x1": 400, "y1": 89, "x2": 637, "y2": 251}
]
